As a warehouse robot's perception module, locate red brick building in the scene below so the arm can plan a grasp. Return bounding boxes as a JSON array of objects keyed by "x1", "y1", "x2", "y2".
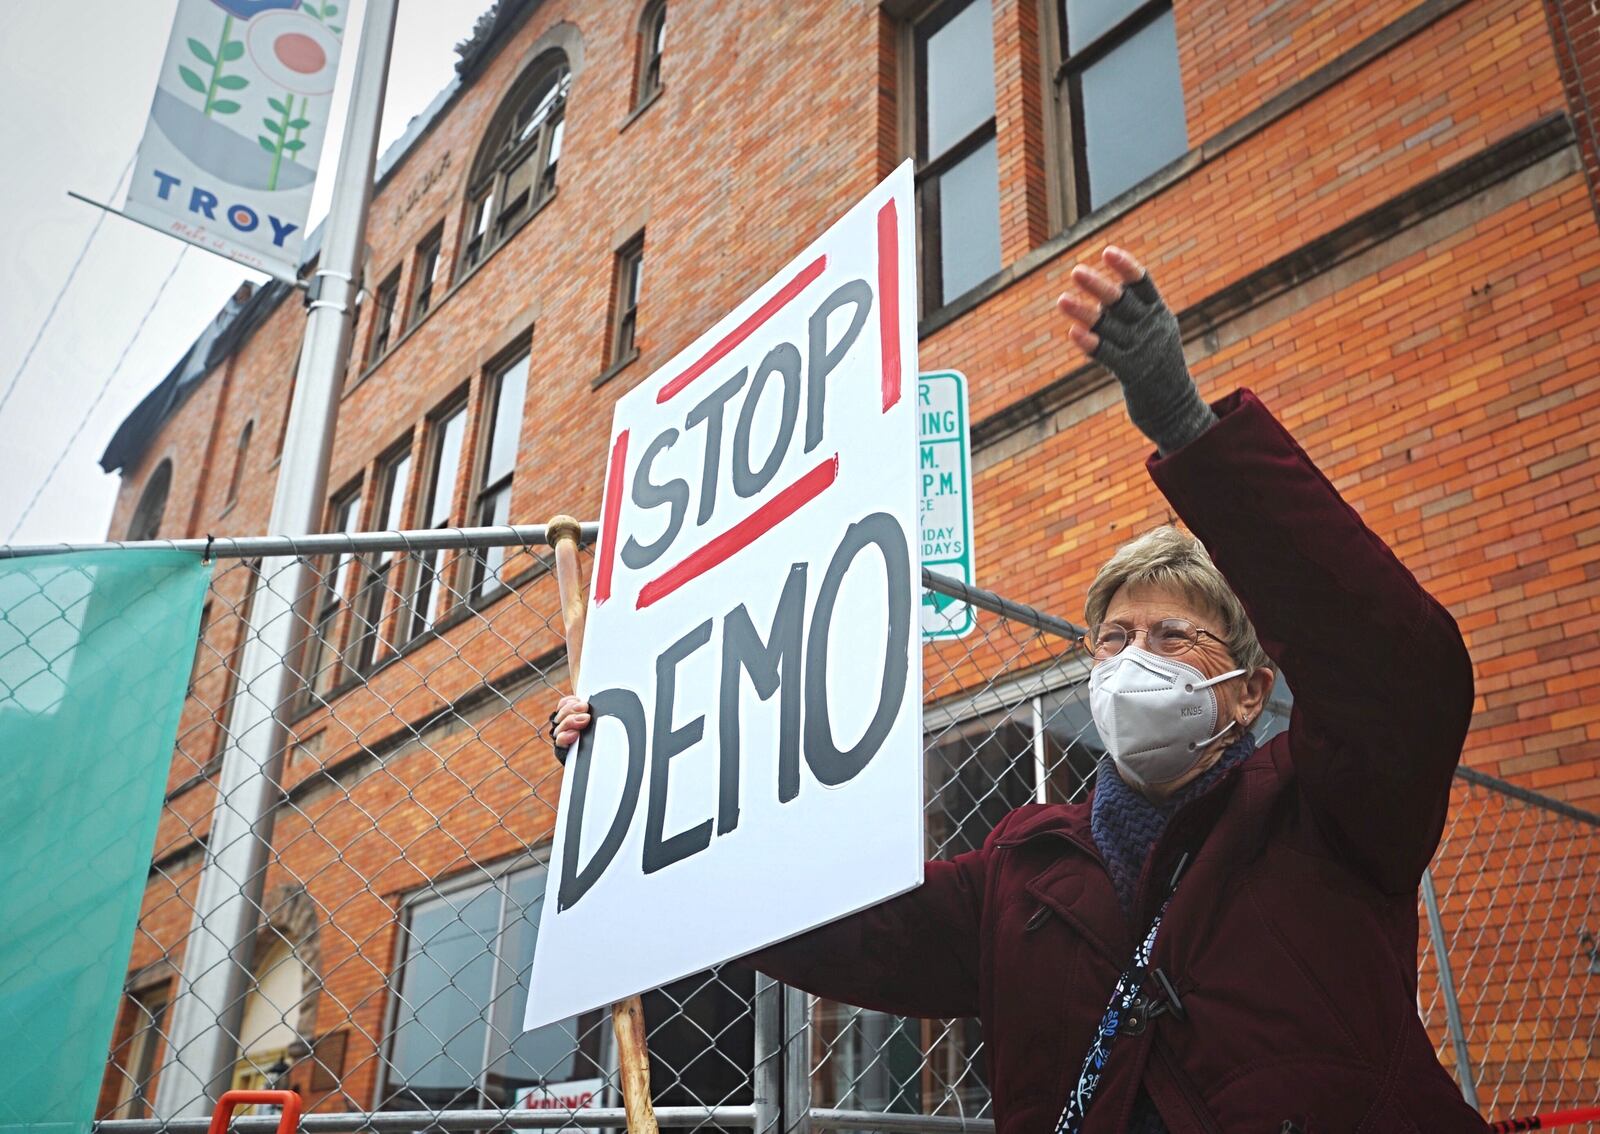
[{"x1": 95, "y1": 0, "x2": 1600, "y2": 1124}]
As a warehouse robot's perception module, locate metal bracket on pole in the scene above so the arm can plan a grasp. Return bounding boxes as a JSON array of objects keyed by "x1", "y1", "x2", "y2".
[
  {"x1": 152, "y1": 0, "x2": 400, "y2": 1119},
  {"x1": 305, "y1": 269, "x2": 355, "y2": 312},
  {"x1": 65, "y1": 191, "x2": 306, "y2": 288}
]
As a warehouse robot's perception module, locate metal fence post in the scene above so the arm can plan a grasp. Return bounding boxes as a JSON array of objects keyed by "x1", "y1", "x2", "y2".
[
  {"x1": 753, "y1": 975, "x2": 782, "y2": 1134},
  {"x1": 1421, "y1": 866, "x2": 1479, "y2": 1110},
  {"x1": 781, "y1": 984, "x2": 812, "y2": 1134},
  {"x1": 151, "y1": 1, "x2": 399, "y2": 1116}
]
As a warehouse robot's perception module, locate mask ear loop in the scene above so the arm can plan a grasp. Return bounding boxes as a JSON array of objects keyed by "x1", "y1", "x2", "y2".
[
  {"x1": 1182, "y1": 667, "x2": 1249, "y2": 751},
  {"x1": 1184, "y1": 666, "x2": 1246, "y2": 694}
]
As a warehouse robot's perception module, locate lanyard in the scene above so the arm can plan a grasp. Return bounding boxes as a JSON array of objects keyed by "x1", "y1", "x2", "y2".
[{"x1": 1054, "y1": 853, "x2": 1189, "y2": 1134}]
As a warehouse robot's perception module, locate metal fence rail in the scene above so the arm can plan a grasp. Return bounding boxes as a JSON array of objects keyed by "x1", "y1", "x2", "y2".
[{"x1": 2, "y1": 524, "x2": 1590, "y2": 1132}]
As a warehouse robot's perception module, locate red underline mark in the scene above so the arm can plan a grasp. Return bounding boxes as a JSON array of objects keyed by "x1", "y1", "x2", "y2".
[
  {"x1": 636, "y1": 455, "x2": 840, "y2": 609},
  {"x1": 594, "y1": 429, "x2": 629, "y2": 605},
  {"x1": 877, "y1": 199, "x2": 901, "y2": 413},
  {"x1": 656, "y1": 255, "x2": 829, "y2": 404}
]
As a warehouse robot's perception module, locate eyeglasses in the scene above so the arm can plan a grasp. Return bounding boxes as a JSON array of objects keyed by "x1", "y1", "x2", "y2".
[{"x1": 1081, "y1": 618, "x2": 1227, "y2": 661}]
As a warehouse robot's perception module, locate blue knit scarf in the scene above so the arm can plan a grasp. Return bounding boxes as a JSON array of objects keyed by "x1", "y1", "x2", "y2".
[{"x1": 1090, "y1": 729, "x2": 1257, "y2": 915}]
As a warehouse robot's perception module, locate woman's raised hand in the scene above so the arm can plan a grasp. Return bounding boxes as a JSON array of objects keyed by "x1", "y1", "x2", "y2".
[
  {"x1": 553, "y1": 694, "x2": 592, "y2": 748},
  {"x1": 1055, "y1": 245, "x2": 1217, "y2": 455},
  {"x1": 1056, "y1": 245, "x2": 1147, "y2": 357}
]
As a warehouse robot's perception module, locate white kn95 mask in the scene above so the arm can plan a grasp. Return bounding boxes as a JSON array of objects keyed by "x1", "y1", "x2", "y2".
[{"x1": 1088, "y1": 645, "x2": 1246, "y2": 791}]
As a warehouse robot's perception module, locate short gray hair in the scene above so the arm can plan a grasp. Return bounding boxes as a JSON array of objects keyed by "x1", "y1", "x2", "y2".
[{"x1": 1084, "y1": 526, "x2": 1271, "y2": 671}]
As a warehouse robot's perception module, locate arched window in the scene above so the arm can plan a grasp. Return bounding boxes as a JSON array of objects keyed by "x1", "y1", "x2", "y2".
[
  {"x1": 226, "y1": 421, "x2": 253, "y2": 508},
  {"x1": 636, "y1": 0, "x2": 666, "y2": 106},
  {"x1": 461, "y1": 53, "x2": 572, "y2": 272},
  {"x1": 128, "y1": 459, "x2": 172, "y2": 541}
]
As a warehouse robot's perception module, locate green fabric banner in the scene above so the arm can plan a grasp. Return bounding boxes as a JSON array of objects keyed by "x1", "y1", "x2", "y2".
[{"x1": 0, "y1": 550, "x2": 211, "y2": 1134}]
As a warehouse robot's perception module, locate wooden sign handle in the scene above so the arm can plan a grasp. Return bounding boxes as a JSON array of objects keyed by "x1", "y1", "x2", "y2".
[{"x1": 546, "y1": 514, "x2": 660, "y2": 1134}]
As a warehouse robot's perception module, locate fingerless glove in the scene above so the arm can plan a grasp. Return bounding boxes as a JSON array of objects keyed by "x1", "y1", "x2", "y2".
[{"x1": 1091, "y1": 275, "x2": 1217, "y2": 455}]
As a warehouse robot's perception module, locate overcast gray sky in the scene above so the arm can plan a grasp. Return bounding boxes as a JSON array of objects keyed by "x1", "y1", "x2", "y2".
[{"x1": 0, "y1": 0, "x2": 490, "y2": 546}]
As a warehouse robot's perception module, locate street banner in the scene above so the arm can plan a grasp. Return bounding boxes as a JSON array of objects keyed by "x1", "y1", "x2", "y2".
[
  {"x1": 525, "y1": 162, "x2": 921, "y2": 1029},
  {"x1": 918, "y1": 370, "x2": 976, "y2": 639},
  {"x1": 124, "y1": 0, "x2": 348, "y2": 280},
  {"x1": 0, "y1": 550, "x2": 210, "y2": 1134}
]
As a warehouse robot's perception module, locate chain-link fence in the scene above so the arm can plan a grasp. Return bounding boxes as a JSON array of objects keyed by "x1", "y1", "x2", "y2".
[
  {"x1": 1419, "y1": 769, "x2": 1600, "y2": 1126},
  {"x1": 2, "y1": 525, "x2": 1594, "y2": 1133}
]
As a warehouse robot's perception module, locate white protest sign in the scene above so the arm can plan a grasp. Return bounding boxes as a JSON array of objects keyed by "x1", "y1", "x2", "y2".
[
  {"x1": 525, "y1": 162, "x2": 921, "y2": 1030},
  {"x1": 918, "y1": 371, "x2": 975, "y2": 639}
]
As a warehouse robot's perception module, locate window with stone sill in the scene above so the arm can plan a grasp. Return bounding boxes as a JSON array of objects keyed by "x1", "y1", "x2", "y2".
[
  {"x1": 225, "y1": 420, "x2": 253, "y2": 508},
  {"x1": 608, "y1": 232, "x2": 645, "y2": 370},
  {"x1": 406, "y1": 399, "x2": 468, "y2": 643},
  {"x1": 370, "y1": 270, "x2": 401, "y2": 361},
  {"x1": 467, "y1": 351, "x2": 529, "y2": 600},
  {"x1": 378, "y1": 860, "x2": 753, "y2": 1113},
  {"x1": 907, "y1": 0, "x2": 1003, "y2": 311},
  {"x1": 460, "y1": 55, "x2": 571, "y2": 274},
  {"x1": 350, "y1": 445, "x2": 411, "y2": 675},
  {"x1": 636, "y1": 0, "x2": 667, "y2": 108},
  {"x1": 127, "y1": 459, "x2": 173, "y2": 542},
  {"x1": 1047, "y1": 0, "x2": 1187, "y2": 218},
  {"x1": 302, "y1": 484, "x2": 362, "y2": 699},
  {"x1": 212, "y1": 559, "x2": 262, "y2": 760},
  {"x1": 408, "y1": 228, "x2": 444, "y2": 329}
]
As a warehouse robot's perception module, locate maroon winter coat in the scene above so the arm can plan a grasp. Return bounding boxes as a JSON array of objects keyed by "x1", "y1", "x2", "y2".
[{"x1": 749, "y1": 390, "x2": 1487, "y2": 1132}]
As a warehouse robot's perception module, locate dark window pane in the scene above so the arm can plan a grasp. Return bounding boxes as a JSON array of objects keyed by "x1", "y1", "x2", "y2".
[
  {"x1": 925, "y1": 708, "x2": 1035, "y2": 857},
  {"x1": 384, "y1": 884, "x2": 501, "y2": 1107},
  {"x1": 483, "y1": 357, "x2": 529, "y2": 488},
  {"x1": 472, "y1": 486, "x2": 510, "y2": 594},
  {"x1": 499, "y1": 153, "x2": 536, "y2": 231},
  {"x1": 380, "y1": 453, "x2": 410, "y2": 534},
  {"x1": 517, "y1": 72, "x2": 564, "y2": 145},
  {"x1": 484, "y1": 868, "x2": 606, "y2": 1106},
  {"x1": 1038, "y1": 685, "x2": 1106, "y2": 804},
  {"x1": 814, "y1": 1003, "x2": 924, "y2": 1113},
  {"x1": 541, "y1": 117, "x2": 564, "y2": 197},
  {"x1": 424, "y1": 410, "x2": 466, "y2": 530},
  {"x1": 1080, "y1": 8, "x2": 1186, "y2": 208},
  {"x1": 936, "y1": 134, "x2": 1001, "y2": 302},
  {"x1": 128, "y1": 461, "x2": 172, "y2": 541},
  {"x1": 640, "y1": 967, "x2": 754, "y2": 1107},
  {"x1": 1064, "y1": 0, "x2": 1144, "y2": 53},
  {"x1": 922, "y1": 0, "x2": 995, "y2": 161}
]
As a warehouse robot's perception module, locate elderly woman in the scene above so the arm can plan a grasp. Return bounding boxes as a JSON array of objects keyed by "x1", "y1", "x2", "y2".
[{"x1": 553, "y1": 247, "x2": 1484, "y2": 1133}]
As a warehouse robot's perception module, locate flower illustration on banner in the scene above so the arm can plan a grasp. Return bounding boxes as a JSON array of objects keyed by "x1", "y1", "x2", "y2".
[
  {"x1": 249, "y1": 8, "x2": 340, "y2": 189},
  {"x1": 180, "y1": 11, "x2": 251, "y2": 117},
  {"x1": 247, "y1": 9, "x2": 340, "y2": 93},
  {"x1": 299, "y1": 1, "x2": 344, "y2": 36}
]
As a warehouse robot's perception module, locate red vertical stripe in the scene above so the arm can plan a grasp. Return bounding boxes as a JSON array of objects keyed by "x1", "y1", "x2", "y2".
[
  {"x1": 594, "y1": 429, "x2": 629, "y2": 605},
  {"x1": 877, "y1": 199, "x2": 902, "y2": 412}
]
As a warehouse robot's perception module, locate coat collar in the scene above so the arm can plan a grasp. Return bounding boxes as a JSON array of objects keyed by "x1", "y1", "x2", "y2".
[{"x1": 989, "y1": 753, "x2": 1266, "y2": 967}]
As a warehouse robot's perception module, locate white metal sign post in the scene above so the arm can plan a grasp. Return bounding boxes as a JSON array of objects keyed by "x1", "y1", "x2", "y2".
[
  {"x1": 918, "y1": 370, "x2": 976, "y2": 640},
  {"x1": 526, "y1": 162, "x2": 922, "y2": 1030}
]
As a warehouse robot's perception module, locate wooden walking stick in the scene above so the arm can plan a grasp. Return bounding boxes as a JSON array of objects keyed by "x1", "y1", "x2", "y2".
[{"x1": 546, "y1": 514, "x2": 660, "y2": 1134}]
